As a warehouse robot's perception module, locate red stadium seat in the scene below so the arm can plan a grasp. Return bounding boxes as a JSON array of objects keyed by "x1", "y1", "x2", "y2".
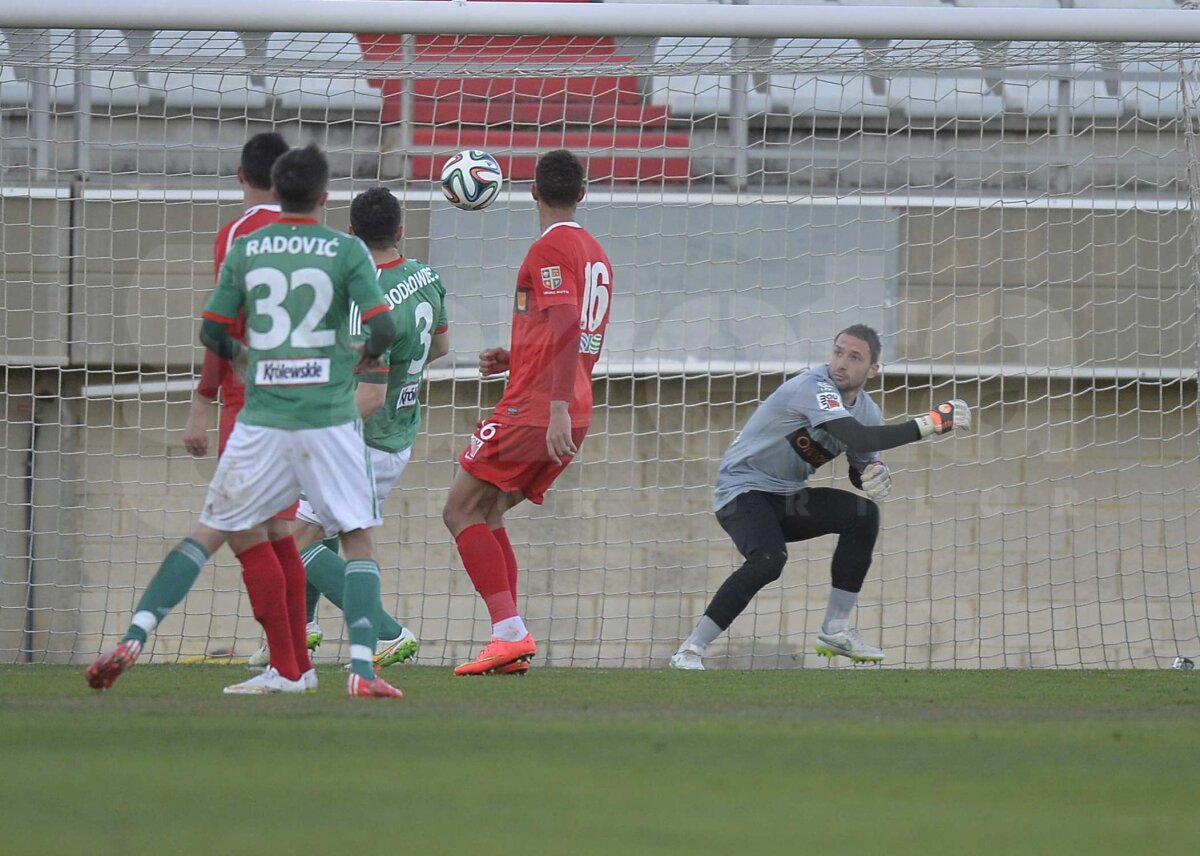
[{"x1": 357, "y1": 6, "x2": 692, "y2": 183}]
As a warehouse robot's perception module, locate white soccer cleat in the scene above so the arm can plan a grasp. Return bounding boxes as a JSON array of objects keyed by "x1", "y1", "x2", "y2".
[
  {"x1": 247, "y1": 623, "x2": 322, "y2": 671},
  {"x1": 305, "y1": 621, "x2": 324, "y2": 651},
  {"x1": 668, "y1": 644, "x2": 706, "y2": 671},
  {"x1": 223, "y1": 666, "x2": 306, "y2": 695},
  {"x1": 814, "y1": 628, "x2": 884, "y2": 663},
  {"x1": 302, "y1": 668, "x2": 318, "y2": 693},
  {"x1": 247, "y1": 643, "x2": 270, "y2": 670},
  {"x1": 374, "y1": 627, "x2": 419, "y2": 668}
]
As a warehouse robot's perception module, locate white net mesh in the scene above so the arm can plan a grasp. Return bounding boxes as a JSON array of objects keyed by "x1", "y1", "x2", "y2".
[{"x1": 3, "y1": 6, "x2": 1200, "y2": 668}]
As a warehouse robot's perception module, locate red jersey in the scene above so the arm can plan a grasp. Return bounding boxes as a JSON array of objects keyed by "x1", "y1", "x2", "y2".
[
  {"x1": 196, "y1": 204, "x2": 281, "y2": 406},
  {"x1": 496, "y1": 221, "x2": 612, "y2": 428}
]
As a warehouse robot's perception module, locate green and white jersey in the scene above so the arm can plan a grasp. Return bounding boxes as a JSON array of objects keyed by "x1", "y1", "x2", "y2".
[
  {"x1": 352, "y1": 256, "x2": 448, "y2": 453},
  {"x1": 203, "y1": 217, "x2": 388, "y2": 430}
]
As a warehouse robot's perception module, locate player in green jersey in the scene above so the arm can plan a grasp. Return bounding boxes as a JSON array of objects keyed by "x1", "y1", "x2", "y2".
[
  {"x1": 88, "y1": 145, "x2": 404, "y2": 698},
  {"x1": 249, "y1": 187, "x2": 450, "y2": 671}
]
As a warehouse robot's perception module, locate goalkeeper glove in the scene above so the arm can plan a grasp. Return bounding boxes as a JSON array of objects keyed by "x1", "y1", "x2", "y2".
[
  {"x1": 859, "y1": 461, "x2": 892, "y2": 501},
  {"x1": 914, "y1": 399, "x2": 971, "y2": 437}
]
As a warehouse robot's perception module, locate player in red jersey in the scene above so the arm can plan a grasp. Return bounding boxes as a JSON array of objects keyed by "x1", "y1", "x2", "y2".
[
  {"x1": 442, "y1": 149, "x2": 613, "y2": 676},
  {"x1": 184, "y1": 132, "x2": 287, "y2": 459}
]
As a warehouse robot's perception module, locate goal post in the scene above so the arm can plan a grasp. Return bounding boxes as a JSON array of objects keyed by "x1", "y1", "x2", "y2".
[{"x1": 2, "y1": 1, "x2": 1200, "y2": 669}]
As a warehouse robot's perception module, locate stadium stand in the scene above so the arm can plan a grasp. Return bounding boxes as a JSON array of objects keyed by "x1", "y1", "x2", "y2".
[
  {"x1": 0, "y1": 0, "x2": 1194, "y2": 182},
  {"x1": 358, "y1": 13, "x2": 693, "y2": 182},
  {"x1": 268, "y1": 32, "x2": 382, "y2": 114}
]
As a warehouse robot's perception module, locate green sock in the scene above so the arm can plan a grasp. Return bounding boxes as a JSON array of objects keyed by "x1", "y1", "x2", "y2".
[
  {"x1": 304, "y1": 539, "x2": 339, "y2": 622},
  {"x1": 301, "y1": 543, "x2": 347, "y2": 610},
  {"x1": 305, "y1": 582, "x2": 321, "y2": 624},
  {"x1": 343, "y1": 559, "x2": 382, "y2": 680},
  {"x1": 376, "y1": 612, "x2": 405, "y2": 643},
  {"x1": 123, "y1": 538, "x2": 210, "y2": 644},
  {"x1": 302, "y1": 544, "x2": 404, "y2": 642}
]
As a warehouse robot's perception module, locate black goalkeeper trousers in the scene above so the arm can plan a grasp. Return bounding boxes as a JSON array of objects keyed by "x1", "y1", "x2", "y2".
[{"x1": 704, "y1": 488, "x2": 880, "y2": 631}]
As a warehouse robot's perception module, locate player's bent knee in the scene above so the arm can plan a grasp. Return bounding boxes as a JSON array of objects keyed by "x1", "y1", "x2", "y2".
[
  {"x1": 338, "y1": 527, "x2": 374, "y2": 561},
  {"x1": 744, "y1": 550, "x2": 788, "y2": 585},
  {"x1": 857, "y1": 498, "x2": 881, "y2": 532}
]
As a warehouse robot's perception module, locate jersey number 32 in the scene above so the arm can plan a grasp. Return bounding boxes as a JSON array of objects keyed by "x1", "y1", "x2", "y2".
[{"x1": 247, "y1": 267, "x2": 335, "y2": 350}]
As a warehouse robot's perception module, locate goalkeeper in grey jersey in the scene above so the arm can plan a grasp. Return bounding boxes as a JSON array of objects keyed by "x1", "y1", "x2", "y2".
[{"x1": 669, "y1": 324, "x2": 972, "y2": 669}]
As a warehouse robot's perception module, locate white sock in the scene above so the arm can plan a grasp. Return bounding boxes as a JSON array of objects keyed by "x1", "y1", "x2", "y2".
[
  {"x1": 492, "y1": 616, "x2": 528, "y2": 642},
  {"x1": 131, "y1": 610, "x2": 158, "y2": 636},
  {"x1": 684, "y1": 616, "x2": 722, "y2": 653},
  {"x1": 822, "y1": 587, "x2": 858, "y2": 635}
]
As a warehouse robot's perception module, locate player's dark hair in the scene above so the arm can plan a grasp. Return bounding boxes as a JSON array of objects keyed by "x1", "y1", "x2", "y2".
[
  {"x1": 836, "y1": 324, "x2": 882, "y2": 364},
  {"x1": 350, "y1": 187, "x2": 402, "y2": 249},
  {"x1": 535, "y1": 149, "x2": 585, "y2": 208},
  {"x1": 239, "y1": 132, "x2": 289, "y2": 190},
  {"x1": 271, "y1": 144, "x2": 329, "y2": 213}
]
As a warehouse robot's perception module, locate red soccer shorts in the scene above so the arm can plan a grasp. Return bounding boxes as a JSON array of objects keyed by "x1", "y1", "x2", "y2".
[
  {"x1": 217, "y1": 402, "x2": 297, "y2": 521},
  {"x1": 458, "y1": 417, "x2": 589, "y2": 505}
]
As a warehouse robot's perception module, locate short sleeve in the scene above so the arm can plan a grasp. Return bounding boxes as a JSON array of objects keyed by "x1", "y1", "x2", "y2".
[
  {"x1": 434, "y1": 280, "x2": 448, "y2": 334},
  {"x1": 203, "y1": 239, "x2": 246, "y2": 322},
  {"x1": 526, "y1": 240, "x2": 579, "y2": 310},
  {"x1": 345, "y1": 238, "x2": 387, "y2": 320},
  {"x1": 350, "y1": 300, "x2": 390, "y2": 382},
  {"x1": 212, "y1": 225, "x2": 229, "y2": 281},
  {"x1": 784, "y1": 374, "x2": 851, "y2": 428}
]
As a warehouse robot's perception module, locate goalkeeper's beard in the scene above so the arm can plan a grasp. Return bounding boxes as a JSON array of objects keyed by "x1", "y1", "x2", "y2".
[{"x1": 831, "y1": 374, "x2": 868, "y2": 396}]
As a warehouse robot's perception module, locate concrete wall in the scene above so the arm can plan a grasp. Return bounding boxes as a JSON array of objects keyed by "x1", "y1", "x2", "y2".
[
  {"x1": 5, "y1": 197, "x2": 1197, "y2": 374},
  {"x1": 2, "y1": 368, "x2": 1198, "y2": 669}
]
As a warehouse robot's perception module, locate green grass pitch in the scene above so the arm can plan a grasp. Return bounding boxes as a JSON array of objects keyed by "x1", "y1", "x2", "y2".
[{"x1": 2, "y1": 664, "x2": 1199, "y2": 855}]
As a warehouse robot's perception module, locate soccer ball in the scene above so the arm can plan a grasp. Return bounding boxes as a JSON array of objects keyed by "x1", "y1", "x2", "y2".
[{"x1": 439, "y1": 150, "x2": 503, "y2": 211}]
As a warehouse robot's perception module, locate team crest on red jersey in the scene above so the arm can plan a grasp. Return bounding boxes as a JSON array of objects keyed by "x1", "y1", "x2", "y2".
[{"x1": 540, "y1": 266, "x2": 563, "y2": 290}]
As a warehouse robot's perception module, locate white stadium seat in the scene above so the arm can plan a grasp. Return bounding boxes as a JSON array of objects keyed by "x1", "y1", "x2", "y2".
[
  {"x1": 889, "y1": 75, "x2": 1006, "y2": 121},
  {"x1": 650, "y1": 37, "x2": 773, "y2": 118},
  {"x1": 161, "y1": 73, "x2": 269, "y2": 110},
  {"x1": 1119, "y1": 61, "x2": 1184, "y2": 120},
  {"x1": 269, "y1": 33, "x2": 381, "y2": 113},
  {"x1": 770, "y1": 39, "x2": 890, "y2": 119},
  {"x1": 153, "y1": 31, "x2": 268, "y2": 109},
  {"x1": 1001, "y1": 69, "x2": 1124, "y2": 119},
  {"x1": 0, "y1": 64, "x2": 32, "y2": 108}
]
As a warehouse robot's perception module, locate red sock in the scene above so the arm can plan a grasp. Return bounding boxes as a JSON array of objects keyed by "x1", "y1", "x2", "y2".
[
  {"x1": 237, "y1": 541, "x2": 301, "y2": 681},
  {"x1": 492, "y1": 527, "x2": 519, "y2": 602},
  {"x1": 455, "y1": 523, "x2": 517, "y2": 624},
  {"x1": 271, "y1": 536, "x2": 312, "y2": 674}
]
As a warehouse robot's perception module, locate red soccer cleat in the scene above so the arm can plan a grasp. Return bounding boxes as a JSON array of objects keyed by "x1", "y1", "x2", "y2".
[
  {"x1": 347, "y1": 673, "x2": 404, "y2": 698},
  {"x1": 453, "y1": 634, "x2": 537, "y2": 676},
  {"x1": 85, "y1": 639, "x2": 143, "y2": 691},
  {"x1": 495, "y1": 659, "x2": 530, "y2": 676}
]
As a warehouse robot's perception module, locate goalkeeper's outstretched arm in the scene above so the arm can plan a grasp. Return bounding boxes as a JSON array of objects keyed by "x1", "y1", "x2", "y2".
[{"x1": 823, "y1": 399, "x2": 971, "y2": 454}]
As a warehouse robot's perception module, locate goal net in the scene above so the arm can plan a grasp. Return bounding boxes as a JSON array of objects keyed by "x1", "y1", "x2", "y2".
[{"x1": 3, "y1": 1, "x2": 1200, "y2": 669}]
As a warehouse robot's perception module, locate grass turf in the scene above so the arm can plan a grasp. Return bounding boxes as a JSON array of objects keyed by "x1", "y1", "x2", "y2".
[{"x1": 2, "y1": 665, "x2": 1198, "y2": 855}]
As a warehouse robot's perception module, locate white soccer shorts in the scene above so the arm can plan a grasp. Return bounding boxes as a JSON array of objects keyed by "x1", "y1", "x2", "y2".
[
  {"x1": 296, "y1": 445, "x2": 412, "y2": 536},
  {"x1": 199, "y1": 421, "x2": 381, "y2": 535}
]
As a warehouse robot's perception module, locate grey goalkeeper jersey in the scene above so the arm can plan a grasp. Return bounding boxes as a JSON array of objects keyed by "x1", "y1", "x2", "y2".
[{"x1": 713, "y1": 363, "x2": 884, "y2": 510}]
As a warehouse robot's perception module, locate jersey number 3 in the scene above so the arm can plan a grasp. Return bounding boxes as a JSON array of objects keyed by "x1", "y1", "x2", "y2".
[
  {"x1": 246, "y1": 267, "x2": 335, "y2": 350},
  {"x1": 407, "y1": 301, "x2": 434, "y2": 374}
]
